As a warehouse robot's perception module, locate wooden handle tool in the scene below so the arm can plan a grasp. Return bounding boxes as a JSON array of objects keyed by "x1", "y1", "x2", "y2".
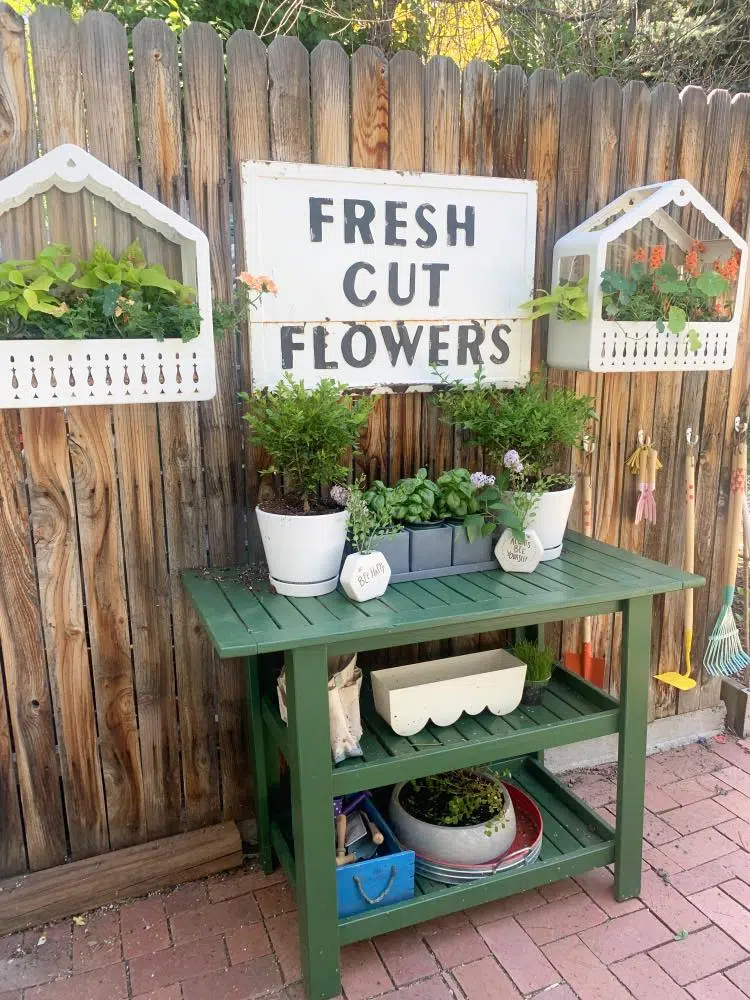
[
  {"x1": 725, "y1": 434, "x2": 747, "y2": 591},
  {"x1": 363, "y1": 812, "x2": 384, "y2": 846}
]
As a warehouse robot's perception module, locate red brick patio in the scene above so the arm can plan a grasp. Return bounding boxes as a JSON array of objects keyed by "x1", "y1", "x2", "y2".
[{"x1": 3, "y1": 736, "x2": 750, "y2": 1000}]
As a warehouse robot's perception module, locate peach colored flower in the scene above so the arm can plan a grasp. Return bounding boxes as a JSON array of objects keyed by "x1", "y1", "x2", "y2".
[
  {"x1": 633, "y1": 247, "x2": 647, "y2": 263},
  {"x1": 238, "y1": 272, "x2": 278, "y2": 295},
  {"x1": 649, "y1": 245, "x2": 666, "y2": 270},
  {"x1": 691, "y1": 239, "x2": 706, "y2": 254}
]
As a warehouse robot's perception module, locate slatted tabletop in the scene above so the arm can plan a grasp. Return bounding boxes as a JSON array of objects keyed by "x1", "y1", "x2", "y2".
[{"x1": 183, "y1": 532, "x2": 704, "y2": 657}]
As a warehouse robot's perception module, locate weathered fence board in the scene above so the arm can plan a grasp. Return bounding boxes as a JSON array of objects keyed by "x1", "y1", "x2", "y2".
[{"x1": 0, "y1": 9, "x2": 747, "y2": 875}]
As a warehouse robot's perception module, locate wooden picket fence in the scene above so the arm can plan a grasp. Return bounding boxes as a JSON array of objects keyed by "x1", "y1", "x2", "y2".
[{"x1": 0, "y1": 4, "x2": 747, "y2": 877}]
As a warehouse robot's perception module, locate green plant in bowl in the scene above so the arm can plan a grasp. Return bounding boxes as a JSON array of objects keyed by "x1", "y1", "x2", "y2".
[
  {"x1": 513, "y1": 639, "x2": 556, "y2": 706},
  {"x1": 391, "y1": 468, "x2": 441, "y2": 525},
  {"x1": 436, "y1": 468, "x2": 480, "y2": 520}
]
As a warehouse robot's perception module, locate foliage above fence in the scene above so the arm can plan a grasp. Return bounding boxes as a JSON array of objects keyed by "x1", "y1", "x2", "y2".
[{"x1": 0, "y1": 3, "x2": 747, "y2": 879}]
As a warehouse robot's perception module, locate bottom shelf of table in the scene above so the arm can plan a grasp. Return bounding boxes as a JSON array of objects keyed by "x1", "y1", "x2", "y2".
[{"x1": 269, "y1": 755, "x2": 616, "y2": 946}]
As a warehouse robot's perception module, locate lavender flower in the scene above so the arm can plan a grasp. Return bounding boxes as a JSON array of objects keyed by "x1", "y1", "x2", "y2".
[
  {"x1": 470, "y1": 471, "x2": 496, "y2": 488},
  {"x1": 330, "y1": 484, "x2": 351, "y2": 507},
  {"x1": 503, "y1": 449, "x2": 524, "y2": 474}
]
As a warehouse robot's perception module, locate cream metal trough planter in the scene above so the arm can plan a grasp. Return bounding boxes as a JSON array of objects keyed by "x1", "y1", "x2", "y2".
[
  {"x1": 0, "y1": 144, "x2": 215, "y2": 407},
  {"x1": 371, "y1": 648, "x2": 527, "y2": 737}
]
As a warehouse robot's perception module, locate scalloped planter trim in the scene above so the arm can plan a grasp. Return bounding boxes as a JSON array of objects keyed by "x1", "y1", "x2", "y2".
[
  {"x1": 0, "y1": 144, "x2": 215, "y2": 407},
  {"x1": 371, "y1": 648, "x2": 527, "y2": 737}
]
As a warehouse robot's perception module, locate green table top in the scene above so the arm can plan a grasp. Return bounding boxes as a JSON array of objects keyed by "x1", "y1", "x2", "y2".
[{"x1": 182, "y1": 532, "x2": 704, "y2": 658}]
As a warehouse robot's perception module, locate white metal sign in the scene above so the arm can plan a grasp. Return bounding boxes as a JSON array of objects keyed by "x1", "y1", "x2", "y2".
[{"x1": 242, "y1": 161, "x2": 537, "y2": 389}]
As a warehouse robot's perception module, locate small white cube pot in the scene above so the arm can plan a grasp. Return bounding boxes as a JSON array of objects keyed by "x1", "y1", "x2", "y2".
[
  {"x1": 339, "y1": 551, "x2": 391, "y2": 602},
  {"x1": 371, "y1": 648, "x2": 527, "y2": 736},
  {"x1": 495, "y1": 527, "x2": 543, "y2": 573},
  {"x1": 389, "y1": 780, "x2": 517, "y2": 865},
  {"x1": 509, "y1": 483, "x2": 576, "y2": 561},
  {"x1": 255, "y1": 506, "x2": 348, "y2": 597}
]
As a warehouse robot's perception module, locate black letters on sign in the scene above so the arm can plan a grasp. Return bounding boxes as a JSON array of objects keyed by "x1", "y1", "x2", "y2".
[
  {"x1": 343, "y1": 262, "x2": 376, "y2": 307},
  {"x1": 428, "y1": 324, "x2": 450, "y2": 366},
  {"x1": 388, "y1": 262, "x2": 416, "y2": 306},
  {"x1": 280, "y1": 325, "x2": 305, "y2": 369},
  {"x1": 385, "y1": 201, "x2": 408, "y2": 247},
  {"x1": 309, "y1": 197, "x2": 334, "y2": 242},
  {"x1": 344, "y1": 199, "x2": 376, "y2": 244},
  {"x1": 380, "y1": 322, "x2": 423, "y2": 366},
  {"x1": 415, "y1": 203, "x2": 437, "y2": 248},
  {"x1": 490, "y1": 323, "x2": 511, "y2": 364},
  {"x1": 341, "y1": 324, "x2": 377, "y2": 368},
  {"x1": 313, "y1": 325, "x2": 338, "y2": 369},
  {"x1": 457, "y1": 322, "x2": 485, "y2": 365}
]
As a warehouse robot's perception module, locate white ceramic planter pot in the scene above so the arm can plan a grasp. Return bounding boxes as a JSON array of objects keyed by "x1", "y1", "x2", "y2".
[
  {"x1": 256, "y1": 506, "x2": 348, "y2": 597},
  {"x1": 339, "y1": 551, "x2": 391, "y2": 602},
  {"x1": 389, "y1": 779, "x2": 516, "y2": 865},
  {"x1": 517, "y1": 483, "x2": 576, "y2": 561},
  {"x1": 371, "y1": 648, "x2": 527, "y2": 736},
  {"x1": 495, "y1": 527, "x2": 543, "y2": 573}
]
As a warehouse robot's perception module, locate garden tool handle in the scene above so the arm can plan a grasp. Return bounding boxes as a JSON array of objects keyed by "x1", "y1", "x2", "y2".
[
  {"x1": 724, "y1": 437, "x2": 747, "y2": 590},
  {"x1": 582, "y1": 473, "x2": 593, "y2": 538},
  {"x1": 685, "y1": 449, "x2": 696, "y2": 576},
  {"x1": 582, "y1": 615, "x2": 592, "y2": 646},
  {"x1": 363, "y1": 812, "x2": 384, "y2": 846},
  {"x1": 336, "y1": 813, "x2": 347, "y2": 860}
]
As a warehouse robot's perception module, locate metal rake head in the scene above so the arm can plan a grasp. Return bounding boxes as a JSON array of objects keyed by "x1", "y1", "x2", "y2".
[{"x1": 704, "y1": 606, "x2": 750, "y2": 676}]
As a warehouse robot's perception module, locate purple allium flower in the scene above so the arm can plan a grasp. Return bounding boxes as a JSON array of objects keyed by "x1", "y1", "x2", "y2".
[
  {"x1": 503, "y1": 449, "x2": 524, "y2": 473},
  {"x1": 330, "y1": 485, "x2": 351, "y2": 507},
  {"x1": 470, "y1": 471, "x2": 496, "y2": 488}
]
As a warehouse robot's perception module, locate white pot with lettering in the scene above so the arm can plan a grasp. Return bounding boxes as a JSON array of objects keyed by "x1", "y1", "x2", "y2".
[
  {"x1": 256, "y1": 506, "x2": 348, "y2": 597},
  {"x1": 506, "y1": 483, "x2": 576, "y2": 561},
  {"x1": 339, "y1": 550, "x2": 391, "y2": 603},
  {"x1": 495, "y1": 527, "x2": 543, "y2": 573}
]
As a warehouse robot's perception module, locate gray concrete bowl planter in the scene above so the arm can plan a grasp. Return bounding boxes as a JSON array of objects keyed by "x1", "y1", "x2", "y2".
[
  {"x1": 407, "y1": 522, "x2": 453, "y2": 572},
  {"x1": 449, "y1": 519, "x2": 494, "y2": 566},
  {"x1": 388, "y1": 774, "x2": 517, "y2": 865}
]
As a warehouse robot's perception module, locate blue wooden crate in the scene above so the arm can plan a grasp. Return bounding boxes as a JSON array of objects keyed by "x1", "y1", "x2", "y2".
[{"x1": 337, "y1": 799, "x2": 415, "y2": 919}]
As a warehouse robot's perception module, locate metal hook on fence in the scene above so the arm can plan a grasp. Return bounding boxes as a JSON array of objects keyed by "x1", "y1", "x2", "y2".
[{"x1": 686, "y1": 426, "x2": 699, "y2": 455}]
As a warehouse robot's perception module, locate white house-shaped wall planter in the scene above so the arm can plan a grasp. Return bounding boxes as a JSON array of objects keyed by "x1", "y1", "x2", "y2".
[
  {"x1": 0, "y1": 144, "x2": 215, "y2": 407},
  {"x1": 546, "y1": 179, "x2": 747, "y2": 372}
]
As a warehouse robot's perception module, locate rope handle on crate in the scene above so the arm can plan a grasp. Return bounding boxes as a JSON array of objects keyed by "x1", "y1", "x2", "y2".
[{"x1": 353, "y1": 866, "x2": 398, "y2": 906}]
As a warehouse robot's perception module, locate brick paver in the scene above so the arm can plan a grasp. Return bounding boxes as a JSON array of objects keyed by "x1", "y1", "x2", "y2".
[{"x1": 4, "y1": 736, "x2": 750, "y2": 1000}]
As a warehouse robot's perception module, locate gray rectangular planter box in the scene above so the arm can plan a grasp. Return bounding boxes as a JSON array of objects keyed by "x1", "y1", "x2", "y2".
[
  {"x1": 373, "y1": 530, "x2": 410, "y2": 575},
  {"x1": 407, "y1": 524, "x2": 453, "y2": 572},
  {"x1": 450, "y1": 522, "x2": 494, "y2": 566}
]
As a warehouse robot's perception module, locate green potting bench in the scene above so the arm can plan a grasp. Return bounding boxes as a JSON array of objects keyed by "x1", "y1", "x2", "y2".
[{"x1": 183, "y1": 532, "x2": 703, "y2": 1000}]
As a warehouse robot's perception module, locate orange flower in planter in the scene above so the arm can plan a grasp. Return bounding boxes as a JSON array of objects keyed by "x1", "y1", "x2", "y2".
[
  {"x1": 649, "y1": 245, "x2": 666, "y2": 270},
  {"x1": 685, "y1": 247, "x2": 700, "y2": 277},
  {"x1": 715, "y1": 256, "x2": 740, "y2": 282},
  {"x1": 633, "y1": 247, "x2": 647, "y2": 263}
]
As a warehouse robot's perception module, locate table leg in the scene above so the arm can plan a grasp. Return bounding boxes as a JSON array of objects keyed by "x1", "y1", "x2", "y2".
[
  {"x1": 286, "y1": 645, "x2": 340, "y2": 1000},
  {"x1": 615, "y1": 595, "x2": 651, "y2": 900},
  {"x1": 246, "y1": 655, "x2": 274, "y2": 874}
]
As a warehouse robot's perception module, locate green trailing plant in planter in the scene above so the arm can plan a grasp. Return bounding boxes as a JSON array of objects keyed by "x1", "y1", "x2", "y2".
[
  {"x1": 389, "y1": 767, "x2": 517, "y2": 865},
  {"x1": 513, "y1": 639, "x2": 556, "y2": 706},
  {"x1": 0, "y1": 241, "x2": 201, "y2": 342},
  {"x1": 241, "y1": 375, "x2": 375, "y2": 597},
  {"x1": 519, "y1": 276, "x2": 589, "y2": 322}
]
